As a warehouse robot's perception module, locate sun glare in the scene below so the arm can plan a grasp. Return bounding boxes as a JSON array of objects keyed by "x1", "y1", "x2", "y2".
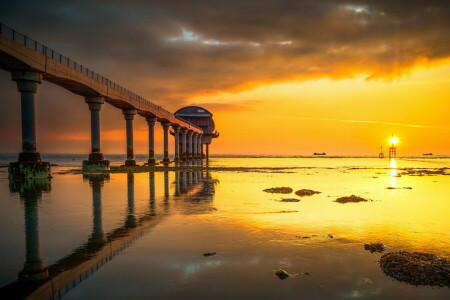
[{"x1": 389, "y1": 136, "x2": 399, "y2": 145}]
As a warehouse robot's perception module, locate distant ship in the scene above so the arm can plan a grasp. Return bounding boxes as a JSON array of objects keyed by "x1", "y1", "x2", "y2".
[
  {"x1": 423, "y1": 153, "x2": 433, "y2": 156},
  {"x1": 313, "y1": 152, "x2": 326, "y2": 156}
]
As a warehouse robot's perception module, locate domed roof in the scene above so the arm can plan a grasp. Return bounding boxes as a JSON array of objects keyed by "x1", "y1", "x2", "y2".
[{"x1": 175, "y1": 106, "x2": 213, "y2": 117}]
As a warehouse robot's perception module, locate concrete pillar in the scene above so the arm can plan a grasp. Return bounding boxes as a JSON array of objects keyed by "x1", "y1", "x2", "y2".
[
  {"x1": 172, "y1": 125, "x2": 180, "y2": 164},
  {"x1": 206, "y1": 144, "x2": 210, "y2": 161},
  {"x1": 181, "y1": 128, "x2": 188, "y2": 162},
  {"x1": 146, "y1": 116, "x2": 157, "y2": 166},
  {"x1": 193, "y1": 133, "x2": 198, "y2": 160},
  {"x1": 9, "y1": 71, "x2": 50, "y2": 179},
  {"x1": 188, "y1": 131, "x2": 193, "y2": 160},
  {"x1": 161, "y1": 121, "x2": 171, "y2": 165},
  {"x1": 123, "y1": 109, "x2": 137, "y2": 166},
  {"x1": 86, "y1": 175, "x2": 108, "y2": 245},
  {"x1": 83, "y1": 97, "x2": 110, "y2": 171}
]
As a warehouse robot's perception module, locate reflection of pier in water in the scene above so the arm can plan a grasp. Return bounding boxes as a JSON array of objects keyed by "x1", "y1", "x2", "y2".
[{"x1": 0, "y1": 170, "x2": 216, "y2": 300}]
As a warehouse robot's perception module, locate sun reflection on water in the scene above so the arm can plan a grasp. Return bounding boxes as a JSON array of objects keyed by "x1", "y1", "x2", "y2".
[{"x1": 389, "y1": 158, "x2": 398, "y2": 187}]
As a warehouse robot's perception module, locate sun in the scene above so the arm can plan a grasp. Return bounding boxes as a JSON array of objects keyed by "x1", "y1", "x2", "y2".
[{"x1": 389, "y1": 136, "x2": 399, "y2": 145}]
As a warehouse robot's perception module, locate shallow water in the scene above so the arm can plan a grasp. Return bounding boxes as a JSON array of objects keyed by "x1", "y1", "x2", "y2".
[{"x1": 0, "y1": 156, "x2": 449, "y2": 299}]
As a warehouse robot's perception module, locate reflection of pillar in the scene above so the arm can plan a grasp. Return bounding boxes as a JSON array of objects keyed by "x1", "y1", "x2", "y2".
[
  {"x1": 161, "y1": 122, "x2": 171, "y2": 165},
  {"x1": 188, "y1": 172, "x2": 193, "y2": 186},
  {"x1": 181, "y1": 128, "x2": 188, "y2": 162},
  {"x1": 146, "y1": 116, "x2": 157, "y2": 166},
  {"x1": 13, "y1": 179, "x2": 50, "y2": 282},
  {"x1": 172, "y1": 125, "x2": 180, "y2": 164},
  {"x1": 123, "y1": 109, "x2": 137, "y2": 166},
  {"x1": 175, "y1": 171, "x2": 181, "y2": 196},
  {"x1": 164, "y1": 171, "x2": 169, "y2": 200},
  {"x1": 125, "y1": 172, "x2": 137, "y2": 228},
  {"x1": 182, "y1": 172, "x2": 188, "y2": 193},
  {"x1": 84, "y1": 175, "x2": 109, "y2": 246},
  {"x1": 149, "y1": 171, "x2": 156, "y2": 214}
]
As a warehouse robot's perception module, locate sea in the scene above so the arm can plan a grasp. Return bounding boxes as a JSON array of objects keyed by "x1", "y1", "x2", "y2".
[{"x1": 0, "y1": 155, "x2": 449, "y2": 299}]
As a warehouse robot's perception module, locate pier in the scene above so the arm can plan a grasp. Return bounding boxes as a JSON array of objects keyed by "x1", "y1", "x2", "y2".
[{"x1": 0, "y1": 23, "x2": 218, "y2": 179}]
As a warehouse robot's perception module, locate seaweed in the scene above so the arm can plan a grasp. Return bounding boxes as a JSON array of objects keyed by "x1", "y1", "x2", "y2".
[
  {"x1": 295, "y1": 189, "x2": 321, "y2": 197},
  {"x1": 263, "y1": 187, "x2": 293, "y2": 194},
  {"x1": 334, "y1": 195, "x2": 369, "y2": 204},
  {"x1": 364, "y1": 243, "x2": 385, "y2": 253},
  {"x1": 380, "y1": 252, "x2": 450, "y2": 287}
]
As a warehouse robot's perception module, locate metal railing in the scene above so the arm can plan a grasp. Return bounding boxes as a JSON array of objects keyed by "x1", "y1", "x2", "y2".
[{"x1": 0, "y1": 22, "x2": 201, "y2": 130}]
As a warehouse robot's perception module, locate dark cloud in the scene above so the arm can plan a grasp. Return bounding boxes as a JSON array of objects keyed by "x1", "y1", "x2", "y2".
[
  {"x1": 193, "y1": 100, "x2": 263, "y2": 112},
  {"x1": 1, "y1": 0, "x2": 449, "y2": 103}
]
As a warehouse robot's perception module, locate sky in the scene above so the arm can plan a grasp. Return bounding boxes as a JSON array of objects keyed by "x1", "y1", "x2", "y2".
[{"x1": 0, "y1": 0, "x2": 449, "y2": 155}]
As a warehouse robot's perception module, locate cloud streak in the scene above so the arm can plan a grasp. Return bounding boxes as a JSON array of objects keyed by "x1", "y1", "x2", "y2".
[{"x1": 281, "y1": 116, "x2": 450, "y2": 130}]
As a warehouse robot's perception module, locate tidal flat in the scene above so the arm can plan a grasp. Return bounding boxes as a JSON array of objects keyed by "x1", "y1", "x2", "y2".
[{"x1": 0, "y1": 156, "x2": 449, "y2": 299}]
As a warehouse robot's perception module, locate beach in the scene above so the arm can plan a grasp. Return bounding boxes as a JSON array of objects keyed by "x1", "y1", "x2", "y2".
[{"x1": 0, "y1": 156, "x2": 449, "y2": 299}]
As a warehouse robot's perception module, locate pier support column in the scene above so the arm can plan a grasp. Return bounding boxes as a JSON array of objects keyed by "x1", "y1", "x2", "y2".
[
  {"x1": 172, "y1": 125, "x2": 180, "y2": 164},
  {"x1": 181, "y1": 128, "x2": 188, "y2": 162},
  {"x1": 198, "y1": 134, "x2": 203, "y2": 159},
  {"x1": 161, "y1": 121, "x2": 171, "y2": 165},
  {"x1": 83, "y1": 96, "x2": 110, "y2": 171},
  {"x1": 146, "y1": 116, "x2": 157, "y2": 166},
  {"x1": 206, "y1": 143, "x2": 210, "y2": 161},
  {"x1": 193, "y1": 133, "x2": 198, "y2": 160},
  {"x1": 123, "y1": 109, "x2": 137, "y2": 166},
  {"x1": 9, "y1": 71, "x2": 50, "y2": 180},
  {"x1": 188, "y1": 131, "x2": 193, "y2": 161}
]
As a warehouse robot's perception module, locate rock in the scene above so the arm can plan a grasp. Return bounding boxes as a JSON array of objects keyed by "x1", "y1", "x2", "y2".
[
  {"x1": 263, "y1": 187, "x2": 293, "y2": 194},
  {"x1": 274, "y1": 269, "x2": 291, "y2": 280},
  {"x1": 280, "y1": 198, "x2": 300, "y2": 202},
  {"x1": 295, "y1": 189, "x2": 321, "y2": 197},
  {"x1": 380, "y1": 252, "x2": 450, "y2": 287},
  {"x1": 364, "y1": 243, "x2": 385, "y2": 253},
  {"x1": 203, "y1": 252, "x2": 216, "y2": 257},
  {"x1": 335, "y1": 195, "x2": 369, "y2": 204}
]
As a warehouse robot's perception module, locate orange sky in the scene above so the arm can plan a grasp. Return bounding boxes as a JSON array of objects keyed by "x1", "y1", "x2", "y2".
[
  {"x1": 0, "y1": 1, "x2": 449, "y2": 156},
  {"x1": 192, "y1": 61, "x2": 450, "y2": 155}
]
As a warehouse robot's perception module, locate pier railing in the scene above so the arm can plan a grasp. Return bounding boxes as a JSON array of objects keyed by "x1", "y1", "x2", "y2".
[{"x1": 0, "y1": 22, "x2": 199, "y2": 129}]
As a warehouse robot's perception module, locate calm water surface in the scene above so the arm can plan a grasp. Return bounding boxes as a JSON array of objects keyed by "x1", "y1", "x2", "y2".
[{"x1": 0, "y1": 156, "x2": 449, "y2": 299}]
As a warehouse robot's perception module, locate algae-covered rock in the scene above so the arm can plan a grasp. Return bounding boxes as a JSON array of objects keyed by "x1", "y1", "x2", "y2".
[
  {"x1": 380, "y1": 251, "x2": 450, "y2": 287},
  {"x1": 364, "y1": 243, "x2": 385, "y2": 253},
  {"x1": 335, "y1": 195, "x2": 369, "y2": 204},
  {"x1": 280, "y1": 198, "x2": 300, "y2": 202},
  {"x1": 295, "y1": 189, "x2": 321, "y2": 197},
  {"x1": 263, "y1": 187, "x2": 293, "y2": 194},
  {"x1": 274, "y1": 269, "x2": 291, "y2": 280}
]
